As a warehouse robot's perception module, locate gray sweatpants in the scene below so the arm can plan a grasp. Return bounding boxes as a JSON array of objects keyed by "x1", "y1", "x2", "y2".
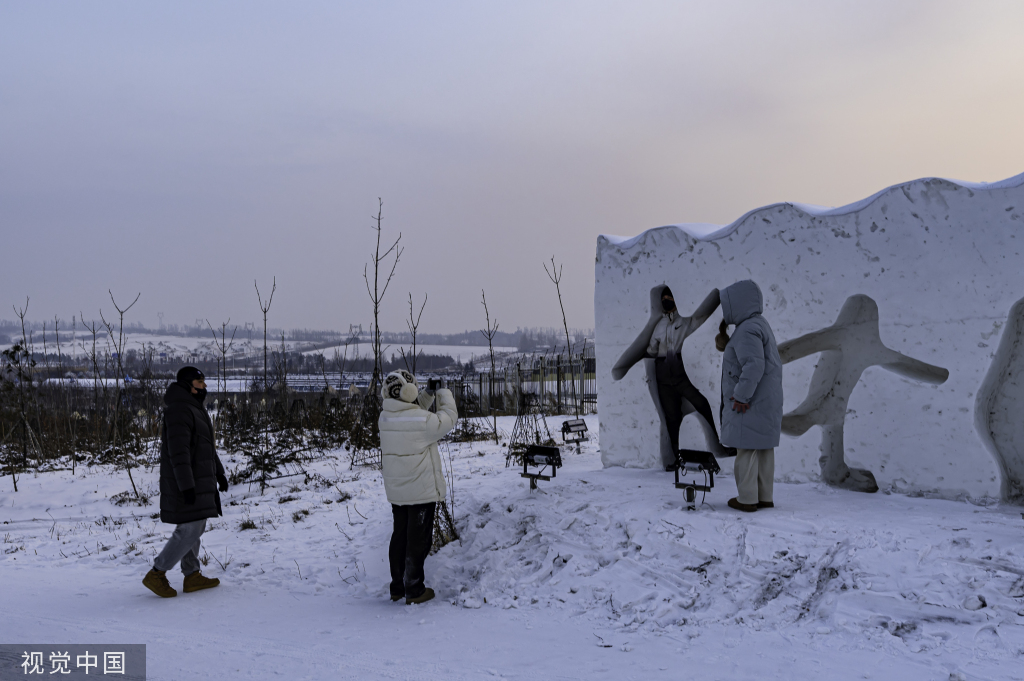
[
  {"x1": 153, "y1": 518, "x2": 206, "y2": 575},
  {"x1": 734, "y1": 448, "x2": 774, "y2": 506}
]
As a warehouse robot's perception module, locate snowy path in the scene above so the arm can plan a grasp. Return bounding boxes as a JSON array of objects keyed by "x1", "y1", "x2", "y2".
[{"x1": 2, "y1": 415, "x2": 1023, "y2": 680}]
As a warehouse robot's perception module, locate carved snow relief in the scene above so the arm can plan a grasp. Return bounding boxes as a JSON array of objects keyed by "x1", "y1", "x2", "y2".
[
  {"x1": 778, "y1": 295, "x2": 949, "y2": 493},
  {"x1": 612, "y1": 285, "x2": 728, "y2": 467},
  {"x1": 595, "y1": 172, "x2": 1024, "y2": 501},
  {"x1": 975, "y1": 296, "x2": 1024, "y2": 503}
]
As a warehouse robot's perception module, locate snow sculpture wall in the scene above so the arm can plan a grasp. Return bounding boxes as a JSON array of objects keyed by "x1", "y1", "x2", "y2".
[
  {"x1": 976, "y1": 296, "x2": 1024, "y2": 503},
  {"x1": 777, "y1": 294, "x2": 949, "y2": 493},
  {"x1": 595, "y1": 172, "x2": 1024, "y2": 501},
  {"x1": 610, "y1": 285, "x2": 728, "y2": 469}
]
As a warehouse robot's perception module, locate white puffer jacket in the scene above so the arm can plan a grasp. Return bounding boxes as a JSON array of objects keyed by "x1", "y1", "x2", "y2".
[{"x1": 379, "y1": 388, "x2": 458, "y2": 506}]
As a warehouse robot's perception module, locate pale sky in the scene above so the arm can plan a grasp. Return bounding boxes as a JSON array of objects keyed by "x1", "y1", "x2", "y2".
[{"x1": 2, "y1": 1, "x2": 1022, "y2": 334}]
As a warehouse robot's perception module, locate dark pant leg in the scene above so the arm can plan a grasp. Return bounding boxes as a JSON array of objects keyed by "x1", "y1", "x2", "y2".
[
  {"x1": 677, "y1": 379, "x2": 721, "y2": 444},
  {"x1": 389, "y1": 505, "x2": 410, "y2": 598},
  {"x1": 656, "y1": 361, "x2": 684, "y2": 456},
  {"x1": 658, "y1": 357, "x2": 722, "y2": 454},
  {"x1": 404, "y1": 502, "x2": 436, "y2": 599}
]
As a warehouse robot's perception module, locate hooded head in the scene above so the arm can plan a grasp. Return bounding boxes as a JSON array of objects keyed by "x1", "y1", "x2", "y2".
[
  {"x1": 382, "y1": 370, "x2": 419, "y2": 403},
  {"x1": 175, "y1": 366, "x2": 207, "y2": 404},
  {"x1": 176, "y1": 366, "x2": 205, "y2": 386},
  {"x1": 660, "y1": 285, "x2": 676, "y2": 313},
  {"x1": 720, "y1": 280, "x2": 763, "y2": 325}
]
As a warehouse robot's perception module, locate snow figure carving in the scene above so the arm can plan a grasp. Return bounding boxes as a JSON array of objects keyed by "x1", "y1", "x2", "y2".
[
  {"x1": 975, "y1": 296, "x2": 1024, "y2": 504},
  {"x1": 612, "y1": 285, "x2": 728, "y2": 467},
  {"x1": 778, "y1": 294, "x2": 949, "y2": 493}
]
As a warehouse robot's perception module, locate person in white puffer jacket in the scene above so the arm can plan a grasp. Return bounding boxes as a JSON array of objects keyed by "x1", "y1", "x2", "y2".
[{"x1": 378, "y1": 370, "x2": 458, "y2": 604}]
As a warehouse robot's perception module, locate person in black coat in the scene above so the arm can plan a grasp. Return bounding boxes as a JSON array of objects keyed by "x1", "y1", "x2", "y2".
[{"x1": 142, "y1": 367, "x2": 229, "y2": 598}]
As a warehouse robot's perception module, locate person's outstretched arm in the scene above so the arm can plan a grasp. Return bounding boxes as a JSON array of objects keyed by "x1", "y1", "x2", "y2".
[
  {"x1": 612, "y1": 314, "x2": 663, "y2": 380},
  {"x1": 689, "y1": 289, "x2": 721, "y2": 331}
]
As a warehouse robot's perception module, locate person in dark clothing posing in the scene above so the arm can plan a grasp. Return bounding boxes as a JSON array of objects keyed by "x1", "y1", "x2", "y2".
[
  {"x1": 611, "y1": 285, "x2": 735, "y2": 469},
  {"x1": 649, "y1": 288, "x2": 733, "y2": 468},
  {"x1": 142, "y1": 367, "x2": 229, "y2": 598}
]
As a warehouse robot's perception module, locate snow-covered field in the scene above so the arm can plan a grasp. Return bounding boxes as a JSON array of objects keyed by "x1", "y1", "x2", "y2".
[
  {"x1": 2, "y1": 416, "x2": 1023, "y2": 680},
  {"x1": 0, "y1": 331, "x2": 515, "y2": 367},
  {"x1": 327, "y1": 343, "x2": 518, "y2": 365}
]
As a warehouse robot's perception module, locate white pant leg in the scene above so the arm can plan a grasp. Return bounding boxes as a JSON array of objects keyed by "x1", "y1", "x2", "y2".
[
  {"x1": 733, "y1": 449, "x2": 759, "y2": 505},
  {"x1": 757, "y1": 448, "x2": 775, "y2": 504}
]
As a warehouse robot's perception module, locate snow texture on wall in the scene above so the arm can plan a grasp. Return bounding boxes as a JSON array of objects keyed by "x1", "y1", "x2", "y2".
[
  {"x1": 976, "y1": 296, "x2": 1024, "y2": 503},
  {"x1": 778, "y1": 294, "x2": 949, "y2": 494},
  {"x1": 595, "y1": 172, "x2": 1024, "y2": 501}
]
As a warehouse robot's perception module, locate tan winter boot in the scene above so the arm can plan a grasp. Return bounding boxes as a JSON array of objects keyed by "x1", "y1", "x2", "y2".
[
  {"x1": 183, "y1": 571, "x2": 221, "y2": 593},
  {"x1": 143, "y1": 569, "x2": 177, "y2": 598},
  {"x1": 406, "y1": 588, "x2": 435, "y2": 605}
]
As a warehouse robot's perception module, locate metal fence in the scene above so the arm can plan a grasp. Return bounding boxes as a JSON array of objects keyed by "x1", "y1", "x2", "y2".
[
  {"x1": 463, "y1": 344, "x2": 596, "y2": 416},
  {"x1": 197, "y1": 344, "x2": 597, "y2": 417}
]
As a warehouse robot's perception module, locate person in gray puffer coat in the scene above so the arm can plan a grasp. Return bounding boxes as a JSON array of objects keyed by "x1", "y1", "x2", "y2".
[{"x1": 716, "y1": 280, "x2": 783, "y2": 513}]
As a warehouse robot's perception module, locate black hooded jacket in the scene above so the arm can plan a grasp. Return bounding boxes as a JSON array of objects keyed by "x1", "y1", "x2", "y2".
[{"x1": 159, "y1": 382, "x2": 225, "y2": 524}]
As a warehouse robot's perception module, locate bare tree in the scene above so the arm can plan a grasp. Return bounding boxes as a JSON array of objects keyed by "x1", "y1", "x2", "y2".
[
  {"x1": 544, "y1": 256, "x2": 578, "y2": 418},
  {"x1": 400, "y1": 292, "x2": 427, "y2": 376},
  {"x1": 53, "y1": 316, "x2": 77, "y2": 474},
  {"x1": 480, "y1": 290, "x2": 500, "y2": 443},
  {"x1": 255, "y1": 277, "x2": 276, "y2": 393},
  {"x1": 79, "y1": 313, "x2": 101, "y2": 424},
  {"x1": 37, "y1": 321, "x2": 60, "y2": 464},
  {"x1": 206, "y1": 319, "x2": 237, "y2": 394},
  {"x1": 1, "y1": 298, "x2": 36, "y2": 490},
  {"x1": 0, "y1": 421, "x2": 17, "y2": 491},
  {"x1": 332, "y1": 343, "x2": 350, "y2": 394},
  {"x1": 312, "y1": 346, "x2": 331, "y2": 393},
  {"x1": 99, "y1": 290, "x2": 142, "y2": 498},
  {"x1": 12, "y1": 299, "x2": 34, "y2": 473},
  {"x1": 363, "y1": 198, "x2": 403, "y2": 397},
  {"x1": 278, "y1": 333, "x2": 288, "y2": 396}
]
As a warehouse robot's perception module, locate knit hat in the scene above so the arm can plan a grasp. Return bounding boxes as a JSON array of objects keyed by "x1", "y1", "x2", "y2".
[
  {"x1": 176, "y1": 366, "x2": 205, "y2": 385},
  {"x1": 661, "y1": 286, "x2": 674, "y2": 299},
  {"x1": 382, "y1": 370, "x2": 418, "y2": 402}
]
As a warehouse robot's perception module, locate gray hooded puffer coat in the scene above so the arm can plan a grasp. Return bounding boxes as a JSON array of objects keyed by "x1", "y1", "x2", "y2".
[{"x1": 720, "y1": 280, "x2": 783, "y2": 450}]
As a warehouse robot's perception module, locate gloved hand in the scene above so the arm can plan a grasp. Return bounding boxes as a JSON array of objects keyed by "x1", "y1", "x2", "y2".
[
  {"x1": 435, "y1": 377, "x2": 446, "y2": 390},
  {"x1": 182, "y1": 488, "x2": 196, "y2": 505},
  {"x1": 416, "y1": 388, "x2": 436, "y2": 411},
  {"x1": 730, "y1": 398, "x2": 751, "y2": 414},
  {"x1": 217, "y1": 474, "x2": 229, "y2": 493}
]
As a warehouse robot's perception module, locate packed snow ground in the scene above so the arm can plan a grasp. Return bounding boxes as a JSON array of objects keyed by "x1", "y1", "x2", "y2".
[{"x1": 2, "y1": 415, "x2": 1023, "y2": 680}]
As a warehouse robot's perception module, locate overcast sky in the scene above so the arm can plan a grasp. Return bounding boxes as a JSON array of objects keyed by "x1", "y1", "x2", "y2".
[{"x1": 2, "y1": 1, "x2": 1022, "y2": 334}]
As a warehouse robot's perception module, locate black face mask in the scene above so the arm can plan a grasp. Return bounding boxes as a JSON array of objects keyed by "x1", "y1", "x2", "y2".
[
  {"x1": 193, "y1": 388, "x2": 208, "y2": 404},
  {"x1": 661, "y1": 298, "x2": 675, "y2": 313}
]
